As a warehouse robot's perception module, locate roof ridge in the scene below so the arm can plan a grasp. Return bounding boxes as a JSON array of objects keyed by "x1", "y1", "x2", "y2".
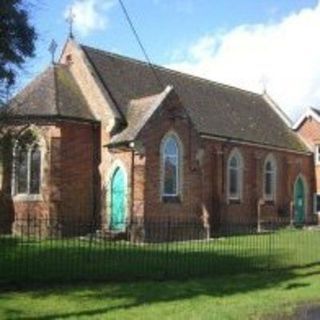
[
  {"x1": 81, "y1": 45, "x2": 262, "y2": 98},
  {"x1": 53, "y1": 64, "x2": 61, "y2": 116}
]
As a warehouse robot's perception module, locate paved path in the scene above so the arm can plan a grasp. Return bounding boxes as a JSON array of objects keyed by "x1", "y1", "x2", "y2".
[
  {"x1": 271, "y1": 305, "x2": 320, "y2": 320},
  {"x1": 291, "y1": 305, "x2": 320, "y2": 320}
]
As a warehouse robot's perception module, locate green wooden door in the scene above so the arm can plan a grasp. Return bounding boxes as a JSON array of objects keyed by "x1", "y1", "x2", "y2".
[
  {"x1": 110, "y1": 167, "x2": 126, "y2": 230},
  {"x1": 294, "y1": 177, "x2": 305, "y2": 225}
]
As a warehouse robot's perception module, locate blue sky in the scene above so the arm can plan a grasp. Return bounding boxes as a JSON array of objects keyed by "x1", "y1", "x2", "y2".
[{"x1": 22, "y1": 0, "x2": 320, "y2": 120}]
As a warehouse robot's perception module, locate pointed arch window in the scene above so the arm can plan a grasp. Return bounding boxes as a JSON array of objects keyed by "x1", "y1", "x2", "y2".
[
  {"x1": 227, "y1": 149, "x2": 243, "y2": 201},
  {"x1": 12, "y1": 131, "x2": 43, "y2": 198},
  {"x1": 161, "y1": 133, "x2": 182, "y2": 198},
  {"x1": 264, "y1": 155, "x2": 277, "y2": 201},
  {"x1": 14, "y1": 144, "x2": 41, "y2": 195}
]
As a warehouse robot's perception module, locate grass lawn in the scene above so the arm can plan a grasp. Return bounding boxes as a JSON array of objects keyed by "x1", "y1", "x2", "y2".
[
  {"x1": 0, "y1": 228, "x2": 320, "y2": 319},
  {"x1": 1, "y1": 228, "x2": 320, "y2": 284},
  {"x1": 0, "y1": 265, "x2": 320, "y2": 319}
]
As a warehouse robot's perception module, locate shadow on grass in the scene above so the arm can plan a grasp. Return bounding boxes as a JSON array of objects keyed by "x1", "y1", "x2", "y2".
[
  {"x1": 0, "y1": 237, "x2": 320, "y2": 319},
  {"x1": 2, "y1": 265, "x2": 320, "y2": 320},
  {"x1": 0, "y1": 237, "x2": 288, "y2": 285}
]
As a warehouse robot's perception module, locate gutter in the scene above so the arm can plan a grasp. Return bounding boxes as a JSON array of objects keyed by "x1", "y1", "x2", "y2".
[
  {"x1": 0, "y1": 115, "x2": 100, "y2": 125},
  {"x1": 104, "y1": 140, "x2": 133, "y2": 149},
  {"x1": 200, "y1": 133, "x2": 312, "y2": 156}
]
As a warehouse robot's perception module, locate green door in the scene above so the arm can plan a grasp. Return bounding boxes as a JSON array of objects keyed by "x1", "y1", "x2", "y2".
[
  {"x1": 110, "y1": 167, "x2": 126, "y2": 230},
  {"x1": 294, "y1": 177, "x2": 305, "y2": 225}
]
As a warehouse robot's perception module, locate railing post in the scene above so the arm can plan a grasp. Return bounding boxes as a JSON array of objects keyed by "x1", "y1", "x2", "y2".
[
  {"x1": 268, "y1": 220, "x2": 272, "y2": 271},
  {"x1": 164, "y1": 218, "x2": 171, "y2": 279},
  {"x1": 257, "y1": 198, "x2": 264, "y2": 233},
  {"x1": 290, "y1": 201, "x2": 294, "y2": 226}
]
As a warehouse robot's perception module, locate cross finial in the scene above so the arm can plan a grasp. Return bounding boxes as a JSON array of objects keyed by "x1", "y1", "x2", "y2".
[
  {"x1": 260, "y1": 74, "x2": 269, "y2": 94},
  {"x1": 48, "y1": 39, "x2": 58, "y2": 64},
  {"x1": 66, "y1": 7, "x2": 75, "y2": 39}
]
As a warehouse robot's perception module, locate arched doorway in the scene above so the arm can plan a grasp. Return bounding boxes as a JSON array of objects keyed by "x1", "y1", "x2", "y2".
[
  {"x1": 294, "y1": 176, "x2": 306, "y2": 224},
  {"x1": 110, "y1": 167, "x2": 126, "y2": 230}
]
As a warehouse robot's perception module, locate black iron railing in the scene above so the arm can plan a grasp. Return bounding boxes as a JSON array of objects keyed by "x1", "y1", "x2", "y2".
[{"x1": 0, "y1": 217, "x2": 319, "y2": 285}]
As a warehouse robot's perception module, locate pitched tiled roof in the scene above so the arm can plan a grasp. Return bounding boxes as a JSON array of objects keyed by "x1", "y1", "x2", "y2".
[
  {"x1": 82, "y1": 45, "x2": 307, "y2": 152},
  {"x1": 4, "y1": 64, "x2": 97, "y2": 122},
  {"x1": 110, "y1": 86, "x2": 173, "y2": 144}
]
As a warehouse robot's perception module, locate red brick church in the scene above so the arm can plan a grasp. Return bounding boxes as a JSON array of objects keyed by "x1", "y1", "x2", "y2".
[{"x1": 0, "y1": 38, "x2": 316, "y2": 237}]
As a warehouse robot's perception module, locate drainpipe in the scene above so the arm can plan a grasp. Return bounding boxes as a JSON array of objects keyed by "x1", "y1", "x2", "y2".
[
  {"x1": 91, "y1": 123, "x2": 100, "y2": 228},
  {"x1": 130, "y1": 147, "x2": 135, "y2": 224}
]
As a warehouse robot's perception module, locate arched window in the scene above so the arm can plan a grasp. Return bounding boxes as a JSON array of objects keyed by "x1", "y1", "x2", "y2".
[
  {"x1": 13, "y1": 132, "x2": 42, "y2": 196},
  {"x1": 161, "y1": 133, "x2": 182, "y2": 198},
  {"x1": 264, "y1": 155, "x2": 277, "y2": 201},
  {"x1": 227, "y1": 149, "x2": 243, "y2": 200}
]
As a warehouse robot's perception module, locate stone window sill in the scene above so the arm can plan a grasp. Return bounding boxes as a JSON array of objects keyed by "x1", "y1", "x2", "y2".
[
  {"x1": 228, "y1": 198, "x2": 241, "y2": 205},
  {"x1": 162, "y1": 196, "x2": 181, "y2": 204},
  {"x1": 13, "y1": 194, "x2": 43, "y2": 202}
]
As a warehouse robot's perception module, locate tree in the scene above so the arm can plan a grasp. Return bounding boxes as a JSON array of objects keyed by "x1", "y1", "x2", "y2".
[{"x1": 0, "y1": 0, "x2": 37, "y2": 103}]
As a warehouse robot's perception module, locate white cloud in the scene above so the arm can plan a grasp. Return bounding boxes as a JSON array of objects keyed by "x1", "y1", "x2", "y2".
[
  {"x1": 152, "y1": 0, "x2": 195, "y2": 14},
  {"x1": 167, "y1": 2, "x2": 320, "y2": 121},
  {"x1": 64, "y1": 0, "x2": 115, "y2": 36}
]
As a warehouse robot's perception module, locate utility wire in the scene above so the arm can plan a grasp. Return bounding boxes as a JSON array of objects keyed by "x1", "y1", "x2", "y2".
[{"x1": 118, "y1": 0, "x2": 165, "y2": 91}]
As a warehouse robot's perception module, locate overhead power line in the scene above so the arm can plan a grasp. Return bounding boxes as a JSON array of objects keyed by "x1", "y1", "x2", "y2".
[{"x1": 118, "y1": 0, "x2": 165, "y2": 91}]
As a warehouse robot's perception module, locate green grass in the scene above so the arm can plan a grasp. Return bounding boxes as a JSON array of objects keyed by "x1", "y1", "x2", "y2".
[
  {"x1": 1, "y1": 228, "x2": 320, "y2": 284},
  {"x1": 0, "y1": 229, "x2": 320, "y2": 319},
  {"x1": 0, "y1": 265, "x2": 320, "y2": 319}
]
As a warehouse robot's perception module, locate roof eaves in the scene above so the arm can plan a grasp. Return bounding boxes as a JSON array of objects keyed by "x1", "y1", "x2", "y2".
[
  {"x1": 0, "y1": 114, "x2": 100, "y2": 124},
  {"x1": 293, "y1": 107, "x2": 320, "y2": 130},
  {"x1": 262, "y1": 92, "x2": 292, "y2": 127},
  {"x1": 105, "y1": 140, "x2": 132, "y2": 149},
  {"x1": 295, "y1": 132, "x2": 313, "y2": 152},
  {"x1": 200, "y1": 132, "x2": 310, "y2": 155}
]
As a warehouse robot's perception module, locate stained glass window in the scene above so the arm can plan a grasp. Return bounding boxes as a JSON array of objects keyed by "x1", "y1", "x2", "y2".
[
  {"x1": 14, "y1": 143, "x2": 41, "y2": 195},
  {"x1": 264, "y1": 156, "x2": 276, "y2": 200},
  {"x1": 162, "y1": 136, "x2": 180, "y2": 197},
  {"x1": 228, "y1": 151, "x2": 242, "y2": 200},
  {"x1": 30, "y1": 147, "x2": 41, "y2": 194}
]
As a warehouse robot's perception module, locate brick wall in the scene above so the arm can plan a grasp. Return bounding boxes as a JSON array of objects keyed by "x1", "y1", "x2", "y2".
[
  {"x1": 105, "y1": 91, "x2": 315, "y2": 237},
  {"x1": 58, "y1": 121, "x2": 99, "y2": 226},
  {"x1": 296, "y1": 117, "x2": 320, "y2": 193},
  {"x1": 59, "y1": 40, "x2": 121, "y2": 231},
  {"x1": 209, "y1": 140, "x2": 315, "y2": 227},
  {"x1": 137, "y1": 90, "x2": 203, "y2": 224},
  {"x1": 59, "y1": 40, "x2": 116, "y2": 128},
  {"x1": 0, "y1": 121, "x2": 101, "y2": 236},
  {"x1": 0, "y1": 124, "x2": 54, "y2": 235},
  {"x1": 297, "y1": 117, "x2": 320, "y2": 146}
]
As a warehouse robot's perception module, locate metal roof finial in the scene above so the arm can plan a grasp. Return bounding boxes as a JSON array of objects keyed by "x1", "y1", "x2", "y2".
[
  {"x1": 66, "y1": 7, "x2": 75, "y2": 39},
  {"x1": 48, "y1": 39, "x2": 58, "y2": 64},
  {"x1": 260, "y1": 74, "x2": 269, "y2": 94}
]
